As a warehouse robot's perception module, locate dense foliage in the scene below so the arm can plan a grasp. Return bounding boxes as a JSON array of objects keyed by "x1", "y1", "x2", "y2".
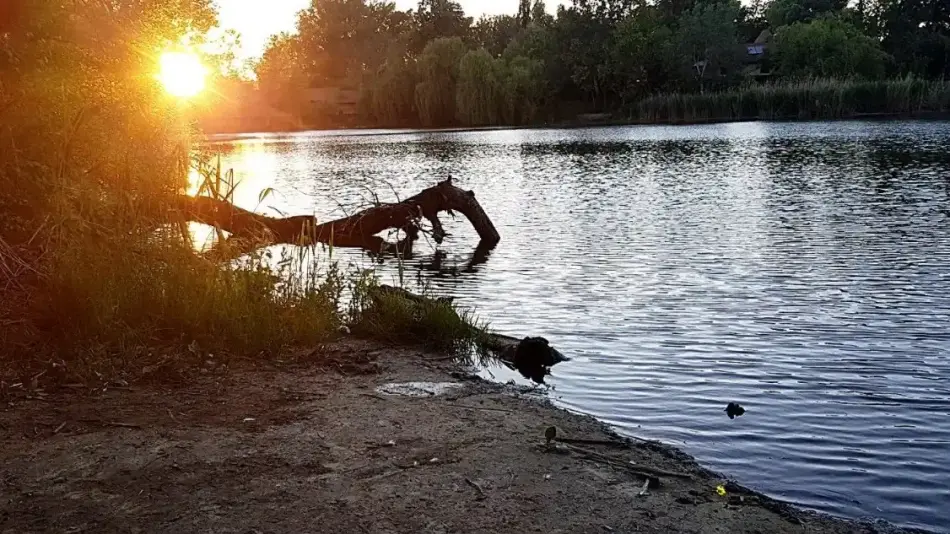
[{"x1": 255, "y1": 0, "x2": 950, "y2": 128}]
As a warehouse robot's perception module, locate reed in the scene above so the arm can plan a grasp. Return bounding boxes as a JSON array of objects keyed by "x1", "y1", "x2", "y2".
[{"x1": 635, "y1": 78, "x2": 950, "y2": 124}]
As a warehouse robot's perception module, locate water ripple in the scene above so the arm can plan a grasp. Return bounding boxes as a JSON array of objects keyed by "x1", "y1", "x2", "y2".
[{"x1": 208, "y1": 120, "x2": 950, "y2": 532}]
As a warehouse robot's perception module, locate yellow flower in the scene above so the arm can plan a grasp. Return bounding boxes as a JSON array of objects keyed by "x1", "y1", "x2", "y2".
[{"x1": 716, "y1": 485, "x2": 727, "y2": 496}]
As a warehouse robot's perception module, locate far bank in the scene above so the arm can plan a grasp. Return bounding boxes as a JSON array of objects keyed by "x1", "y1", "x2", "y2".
[{"x1": 198, "y1": 79, "x2": 950, "y2": 136}]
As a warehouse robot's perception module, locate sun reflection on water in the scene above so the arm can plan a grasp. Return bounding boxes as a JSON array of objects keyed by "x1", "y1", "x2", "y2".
[{"x1": 186, "y1": 139, "x2": 286, "y2": 251}]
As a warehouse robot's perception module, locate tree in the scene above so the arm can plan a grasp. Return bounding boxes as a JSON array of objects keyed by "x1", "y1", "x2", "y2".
[
  {"x1": 674, "y1": 0, "x2": 744, "y2": 93},
  {"x1": 255, "y1": 33, "x2": 308, "y2": 112},
  {"x1": 767, "y1": 0, "x2": 848, "y2": 28},
  {"x1": 500, "y1": 56, "x2": 548, "y2": 124},
  {"x1": 655, "y1": 0, "x2": 699, "y2": 23},
  {"x1": 411, "y1": 0, "x2": 472, "y2": 54},
  {"x1": 876, "y1": 0, "x2": 950, "y2": 79},
  {"x1": 0, "y1": 0, "x2": 227, "y2": 280},
  {"x1": 363, "y1": 59, "x2": 419, "y2": 126},
  {"x1": 295, "y1": 0, "x2": 409, "y2": 85},
  {"x1": 414, "y1": 37, "x2": 468, "y2": 126},
  {"x1": 531, "y1": 0, "x2": 554, "y2": 25},
  {"x1": 552, "y1": 5, "x2": 615, "y2": 107},
  {"x1": 772, "y1": 16, "x2": 892, "y2": 79},
  {"x1": 609, "y1": 7, "x2": 675, "y2": 103},
  {"x1": 504, "y1": 19, "x2": 567, "y2": 106},
  {"x1": 1, "y1": 0, "x2": 218, "y2": 242},
  {"x1": 570, "y1": 0, "x2": 639, "y2": 22},
  {"x1": 471, "y1": 15, "x2": 521, "y2": 57},
  {"x1": 737, "y1": 0, "x2": 770, "y2": 42},
  {"x1": 518, "y1": 0, "x2": 533, "y2": 28},
  {"x1": 456, "y1": 49, "x2": 504, "y2": 125}
]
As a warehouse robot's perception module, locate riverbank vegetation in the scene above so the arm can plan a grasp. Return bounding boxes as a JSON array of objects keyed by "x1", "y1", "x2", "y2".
[
  {"x1": 0, "y1": 1, "x2": 490, "y2": 388},
  {"x1": 636, "y1": 78, "x2": 950, "y2": 123},
  {"x1": 248, "y1": 0, "x2": 950, "y2": 130}
]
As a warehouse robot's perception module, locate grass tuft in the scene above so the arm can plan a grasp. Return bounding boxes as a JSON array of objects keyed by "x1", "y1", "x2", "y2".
[{"x1": 348, "y1": 276, "x2": 491, "y2": 357}]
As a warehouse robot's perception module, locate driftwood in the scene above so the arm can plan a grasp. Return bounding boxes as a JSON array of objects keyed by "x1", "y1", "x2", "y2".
[{"x1": 171, "y1": 178, "x2": 500, "y2": 255}]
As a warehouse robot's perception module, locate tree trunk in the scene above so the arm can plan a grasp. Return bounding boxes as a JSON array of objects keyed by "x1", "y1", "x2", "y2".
[{"x1": 170, "y1": 178, "x2": 500, "y2": 256}]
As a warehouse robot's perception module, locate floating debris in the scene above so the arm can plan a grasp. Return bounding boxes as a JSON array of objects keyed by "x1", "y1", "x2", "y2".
[
  {"x1": 724, "y1": 402, "x2": 746, "y2": 419},
  {"x1": 499, "y1": 336, "x2": 569, "y2": 384}
]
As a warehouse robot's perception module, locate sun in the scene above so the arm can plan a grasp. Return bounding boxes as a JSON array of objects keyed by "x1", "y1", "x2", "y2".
[{"x1": 158, "y1": 51, "x2": 207, "y2": 98}]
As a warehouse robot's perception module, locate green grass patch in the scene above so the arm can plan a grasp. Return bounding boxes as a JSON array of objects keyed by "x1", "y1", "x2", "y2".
[{"x1": 348, "y1": 276, "x2": 491, "y2": 357}]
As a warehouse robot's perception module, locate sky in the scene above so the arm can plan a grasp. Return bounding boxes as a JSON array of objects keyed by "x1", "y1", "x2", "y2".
[{"x1": 215, "y1": 0, "x2": 566, "y2": 62}]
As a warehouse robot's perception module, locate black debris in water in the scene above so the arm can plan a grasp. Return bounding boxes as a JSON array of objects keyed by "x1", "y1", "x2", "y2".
[
  {"x1": 497, "y1": 336, "x2": 570, "y2": 385},
  {"x1": 514, "y1": 337, "x2": 563, "y2": 368},
  {"x1": 725, "y1": 402, "x2": 746, "y2": 419}
]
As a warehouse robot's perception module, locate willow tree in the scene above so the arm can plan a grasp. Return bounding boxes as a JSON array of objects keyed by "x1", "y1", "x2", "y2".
[
  {"x1": 456, "y1": 49, "x2": 505, "y2": 126},
  {"x1": 358, "y1": 59, "x2": 419, "y2": 126},
  {"x1": 414, "y1": 37, "x2": 468, "y2": 127}
]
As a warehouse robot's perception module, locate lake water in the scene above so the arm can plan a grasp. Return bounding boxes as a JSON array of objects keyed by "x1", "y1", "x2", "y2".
[{"x1": 205, "y1": 121, "x2": 950, "y2": 532}]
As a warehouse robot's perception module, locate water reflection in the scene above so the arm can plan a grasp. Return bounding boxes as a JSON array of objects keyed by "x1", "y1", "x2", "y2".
[{"x1": 204, "y1": 121, "x2": 950, "y2": 532}]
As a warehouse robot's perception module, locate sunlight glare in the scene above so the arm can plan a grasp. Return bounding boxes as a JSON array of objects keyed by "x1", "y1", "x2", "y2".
[{"x1": 158, "y1": 51, "x2": 207, "y2": 98}]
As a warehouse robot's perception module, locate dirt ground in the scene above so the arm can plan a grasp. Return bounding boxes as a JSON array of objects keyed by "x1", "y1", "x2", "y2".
[{"x1": 0, "y1": 341, "x2": 918, "y2": 534}]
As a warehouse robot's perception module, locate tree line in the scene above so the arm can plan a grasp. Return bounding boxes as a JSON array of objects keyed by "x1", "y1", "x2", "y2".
[{"x1": 253, "y1": 0, "x2": 950, "y2": 128}]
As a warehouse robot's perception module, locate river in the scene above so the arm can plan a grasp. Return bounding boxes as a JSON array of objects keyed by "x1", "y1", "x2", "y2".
[{"x1": 204, "y1": 121, "x2": 950, "y2": 532}]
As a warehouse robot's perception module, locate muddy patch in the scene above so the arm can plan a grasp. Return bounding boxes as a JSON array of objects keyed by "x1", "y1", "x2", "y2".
[{"x1": 375, "y1": 381, "x2": 464, "y2": 397}]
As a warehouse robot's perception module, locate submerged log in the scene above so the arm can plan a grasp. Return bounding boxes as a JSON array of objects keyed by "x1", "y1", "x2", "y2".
[{"x1": 171, "y1": 178, "x2": 500, "y2": 255}]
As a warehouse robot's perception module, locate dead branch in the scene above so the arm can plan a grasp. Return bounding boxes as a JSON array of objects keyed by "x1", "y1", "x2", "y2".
[{"x1": 170, "y1": 178, "x2": 500, "y2": 255}]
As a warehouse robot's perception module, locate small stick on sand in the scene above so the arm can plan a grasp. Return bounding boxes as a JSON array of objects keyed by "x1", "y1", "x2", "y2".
[
  {"x1": 465, "y1": 478, "x2": 488, "y2": 500},
  {"x1": 638, "y1": 478, "x2": 651, "y2": 497}
]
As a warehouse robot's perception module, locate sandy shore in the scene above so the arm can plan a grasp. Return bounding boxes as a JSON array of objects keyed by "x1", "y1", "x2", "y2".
[{"x1": 0, "y1": 340, "x2": 920, "y2": 533}]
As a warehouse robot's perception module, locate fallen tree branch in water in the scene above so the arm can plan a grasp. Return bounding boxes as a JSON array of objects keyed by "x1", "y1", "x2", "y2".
[{"x1": 170, "y1": 178, "x2": 500, "y2": 256}]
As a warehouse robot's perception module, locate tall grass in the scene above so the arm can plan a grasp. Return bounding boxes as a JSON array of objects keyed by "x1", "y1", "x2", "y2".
[
  {"x1": 0, "y1": 2, "x2": 490, "y2": 387},
  {"x1": 635, "y1": 78, "x2": 950, "y2": 124},
  {"x1": 347, "y1": 276, "x2": 491, "y2": 356},
  {"x1": 1, "y1": 156, "x2": 489, "y2": 384}
]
